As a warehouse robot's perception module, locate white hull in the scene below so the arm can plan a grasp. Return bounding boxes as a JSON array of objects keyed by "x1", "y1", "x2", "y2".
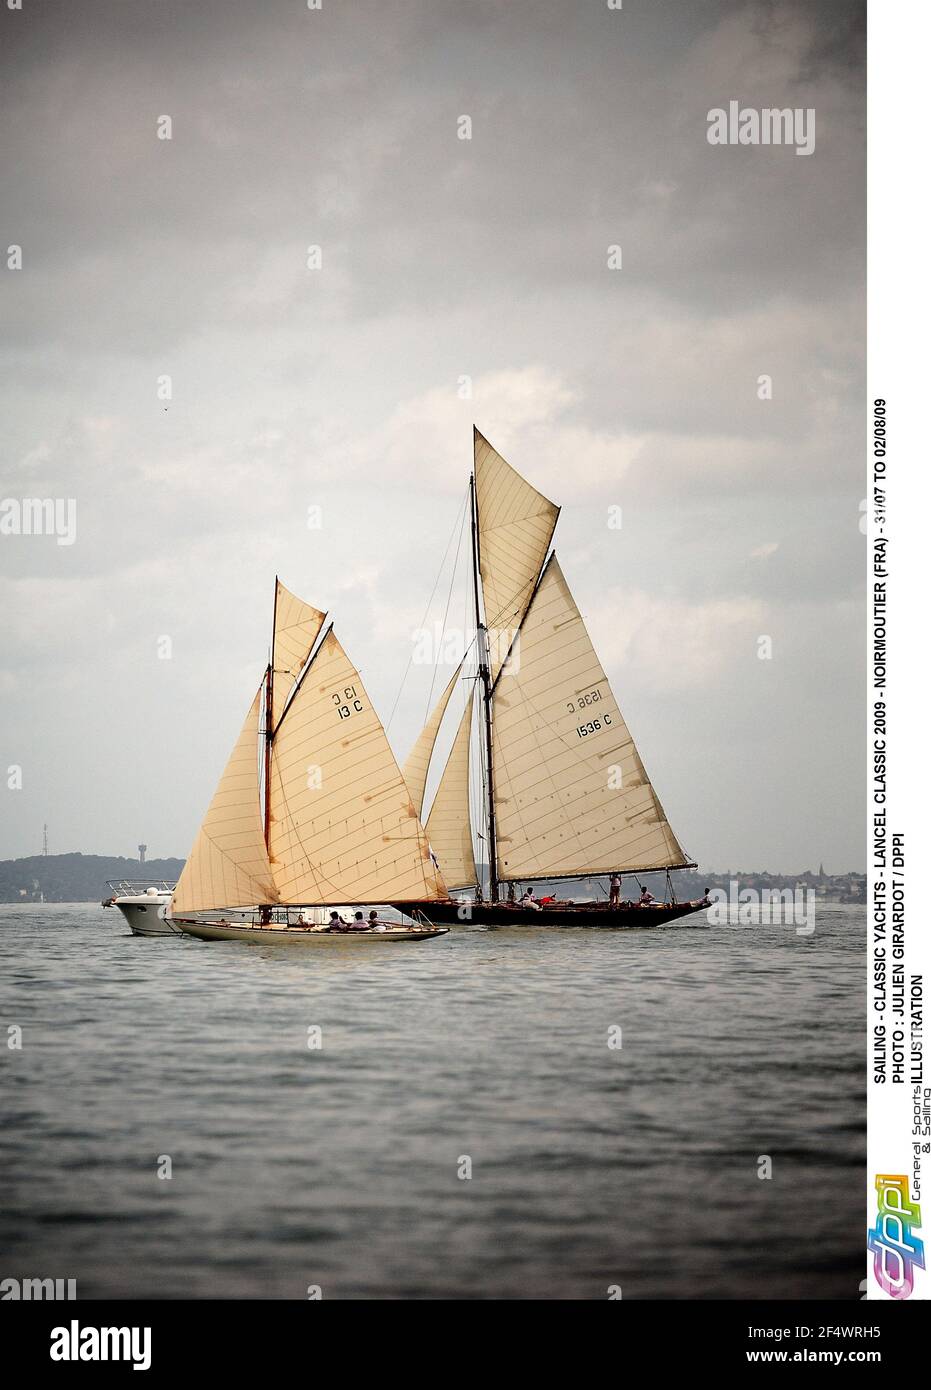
[
  {"x1": 104, "y1": 880, "x2": 180, "y2": 935},
  {"x1": 172, "y1": 917, "x2": 448, "y2": 945},
  {"x1": 114, "y1": 899, "x2": 180, "y2": 936}
]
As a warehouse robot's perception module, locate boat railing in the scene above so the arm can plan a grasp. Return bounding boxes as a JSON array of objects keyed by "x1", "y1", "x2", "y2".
[{"x1": 105, "y1": 879, "x2": 176, "y2": 896}]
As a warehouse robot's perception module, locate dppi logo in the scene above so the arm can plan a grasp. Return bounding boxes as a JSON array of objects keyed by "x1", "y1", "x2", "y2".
[{"x1": 868, "y1": 1174, "x2": 925, "y2": 1298}]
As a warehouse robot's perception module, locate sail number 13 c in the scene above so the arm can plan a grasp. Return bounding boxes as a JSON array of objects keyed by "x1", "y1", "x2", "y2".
[{"x1": 333, "y1": 685, "x2": 364, "y2": 720}]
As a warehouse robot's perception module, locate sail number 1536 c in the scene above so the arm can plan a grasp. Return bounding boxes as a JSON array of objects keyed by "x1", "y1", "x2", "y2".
[
  {"x1": 575, "y1": 714, "x2": 612, "y2": 739},
  {"x1": 566, "y1": 687, "x2": 612, "y2": 739}
]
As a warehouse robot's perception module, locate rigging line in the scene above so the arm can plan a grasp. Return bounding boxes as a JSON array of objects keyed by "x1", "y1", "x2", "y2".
[
  {"x1": 483, "y1": 568, "x2": 548, "y2": 637},
  {"x1": 385, "y1": 482, "x2": 470, "y2": 735},
  {"x1": 424, "y1": 492, "x2": 468, "y2": 724},
  {"x1": 271, "y1": 616, "x2": 330, "y2": 731},
  {"x1": 461, "y1": 585, "x2": 482, "y2": 885},
  {"x1": 489, "y1": 556, "x2": 555, "y2": 695},
  {"x1": 479, "y1": 512, "x2": 560, "y2": 637}
]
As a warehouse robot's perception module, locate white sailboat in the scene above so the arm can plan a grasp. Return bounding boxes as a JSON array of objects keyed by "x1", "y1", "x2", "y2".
[
  {"x1": 393, "y1": 429, "x2": 705, "y2": 927},
  {"x1": 169, "y1": 581, "x2": 449, "y2": 944}
]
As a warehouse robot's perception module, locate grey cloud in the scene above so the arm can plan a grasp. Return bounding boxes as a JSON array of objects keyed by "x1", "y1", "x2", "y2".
[{"x1": 0, "y1": 0, "x2": 865, "y2": 871}]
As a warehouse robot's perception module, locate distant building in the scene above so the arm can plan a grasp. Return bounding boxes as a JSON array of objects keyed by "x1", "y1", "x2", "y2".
[{"x1": 138, "y1": 844, "x2": 147, "y2": 864}]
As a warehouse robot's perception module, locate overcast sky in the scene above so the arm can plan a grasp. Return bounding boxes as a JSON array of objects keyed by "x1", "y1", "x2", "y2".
[{"x1": 0, "y1": 0, "x2": 865, "y2": 873}]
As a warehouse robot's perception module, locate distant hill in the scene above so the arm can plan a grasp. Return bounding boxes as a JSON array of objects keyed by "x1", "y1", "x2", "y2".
[
  {"x1": 0, "y1": 854, "x2": 185, "y2": 904},
  {"x1": 0, "y1": 854, "x2": 865, "y2": 906}
]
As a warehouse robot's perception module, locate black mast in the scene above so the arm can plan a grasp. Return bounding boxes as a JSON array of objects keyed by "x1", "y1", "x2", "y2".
[
  {"x1": 470, "y1": 468, "x2": 498, "y2": 903},
  {"x1": 258, "y1": 578, "x2": 279, "y2": 924},
  {"x1": 263, "y1": 577, "x2": 278, "y2": 852}
]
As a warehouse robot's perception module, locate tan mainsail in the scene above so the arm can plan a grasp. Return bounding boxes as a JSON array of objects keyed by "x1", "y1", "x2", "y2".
[
  {"x1": 491, "y1": 555, "x2": 688, "y2": 881},
  {"x1": 473, "y1": 429, "x2": 559, "y2": 677},
  {"x1": 401, "y1": 662, "x2": 464, "y2": 816},
  {"x1": 268, "y1": 628, "x2": 447, "y2": 904},
  {"x1": 271, "y1": 580, "x2": 326, "y2": 727},
  {"x1": 424, "y1": 694, "x2": 478, "y2": 889},
  {"x1": 172, "y1": 687, "x2": 279, "y2": 914}
]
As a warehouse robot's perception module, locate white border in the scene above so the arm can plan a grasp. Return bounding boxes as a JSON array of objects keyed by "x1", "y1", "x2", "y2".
[{"x1": 867, "y1": 0, "x2": 930, "y2": 1300}]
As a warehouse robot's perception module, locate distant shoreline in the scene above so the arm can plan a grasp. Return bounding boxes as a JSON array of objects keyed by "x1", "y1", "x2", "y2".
[
  {"x1": 0, "y1": 852, "x2": 867, "y2": 905},
  {"x1": 0, "y1": 853, "x2": 184, "y2": 905}
]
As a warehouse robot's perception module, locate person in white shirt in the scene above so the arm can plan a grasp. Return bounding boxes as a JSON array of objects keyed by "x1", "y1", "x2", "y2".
[
  {"x1": 638, "y1": 887, "x2": 655, "y2": 906},
  {"x1": 609, "y1": 873, "x2": 622, "y2": 907},
  {"x1": 520, "y1": 888, "x2": 541, "y2": 911}
]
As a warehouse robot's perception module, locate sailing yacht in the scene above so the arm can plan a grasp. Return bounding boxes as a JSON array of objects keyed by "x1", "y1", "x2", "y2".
[
  {"x1": 169, "y1": 581, "x2": 449, "y2": 944},
  {"x1": 393, "y1": 428, "x2": 705, "y2": 927}
]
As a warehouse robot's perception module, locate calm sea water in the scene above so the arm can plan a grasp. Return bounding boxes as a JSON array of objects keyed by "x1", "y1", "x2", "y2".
[{"x1": 0, "y1": 903, "x2": 864, "y2": 1300}]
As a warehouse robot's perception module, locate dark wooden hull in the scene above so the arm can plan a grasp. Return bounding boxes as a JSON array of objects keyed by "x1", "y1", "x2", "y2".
[{"x1": 392, "y1": 899, "x2": 706, "y2": 928}]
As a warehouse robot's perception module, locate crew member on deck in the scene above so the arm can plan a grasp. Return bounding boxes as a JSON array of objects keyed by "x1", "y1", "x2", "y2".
[
  {"x1": 368, "y1": 910, "x2": 388, "y2": 932},
  {"x1": 609, "y1": 873, "x2": 622, "y2": 907},
  {"x1": 349, "y1": 911, "x2": 369, "y2": 930},
  {"x1": 328, "y1": 911, "x2": 349, "y2": 932},
  {"x1": 520, "y1": 887, "x2": 541, "y2": 910},
  {"x1": 638, "y1": 886, "x2": 656, "y2": 906}
]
